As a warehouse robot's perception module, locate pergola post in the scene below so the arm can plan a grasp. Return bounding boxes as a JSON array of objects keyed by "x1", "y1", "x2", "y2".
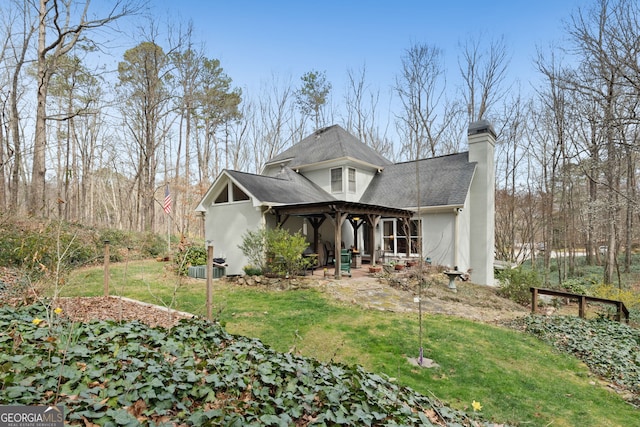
[
  {"x1": 274, "y1": 202, "x2": 411, "y2": 275},
  {"x1": 366, "y1": 214, "x2": 381, "y2": 264},
  {"x1": 306, "y1": 217, "x2": 325, "y2": 254}
]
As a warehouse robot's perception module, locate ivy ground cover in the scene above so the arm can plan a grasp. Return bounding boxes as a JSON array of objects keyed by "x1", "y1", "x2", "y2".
[
  {"x1": 0, "y1": 304, "x2": 505, "y2": 426},
  {"x1": 518, "y1": 315, "x2": 640, "y2": 405}
]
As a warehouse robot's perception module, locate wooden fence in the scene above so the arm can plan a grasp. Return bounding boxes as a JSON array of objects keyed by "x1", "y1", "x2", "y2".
[{"x1": 530, "y1": 287, "x2": 629, "y2": 323}]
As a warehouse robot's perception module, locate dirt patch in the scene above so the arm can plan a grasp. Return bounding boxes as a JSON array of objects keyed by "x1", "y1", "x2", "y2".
[
  {"x1": 320, "y1": 273, "x2": 529, "y2": 324},
  {"x1": 53, "y1": 296, "x2": 194, "y2": 328}
]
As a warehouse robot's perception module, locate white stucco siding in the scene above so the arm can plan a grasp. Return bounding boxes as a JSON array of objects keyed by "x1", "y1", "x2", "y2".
[
  {"x1": 468, "y1": 127, "x2": 496, "y2": 286},
  {"x1": 352, "y1": 168, "x2": 376, "y2": 200},
  {"x1": 422, "y1": 212, "x2": 456, "y2": 268},
  {"x1": 303, "y1": 168, "x2": 332, "y2": 194},
  {"x1": 205, "y1": 200, "x2": 262, "y2": 275},
  {"x1": 456, "y1": 200, "x2": 472, "y2": 273},
  {"x1": 302, "y1": 163, "x2": 377, "y2": 203}
]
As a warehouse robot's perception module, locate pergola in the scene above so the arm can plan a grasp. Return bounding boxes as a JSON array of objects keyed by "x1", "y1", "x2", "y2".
[{"x1": 271, "y1": 201, "x2": 413, "y2": 278}]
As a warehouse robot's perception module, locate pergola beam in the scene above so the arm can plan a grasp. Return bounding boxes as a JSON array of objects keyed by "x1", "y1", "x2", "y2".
[{"x1": 272, "y1": 201, "x2": 412, "y2": 275}]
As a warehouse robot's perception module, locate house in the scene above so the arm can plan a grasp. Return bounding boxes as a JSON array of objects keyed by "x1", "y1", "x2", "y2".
[{"x1": 195, "y1": 120, "x2": 496, "y2": 285}]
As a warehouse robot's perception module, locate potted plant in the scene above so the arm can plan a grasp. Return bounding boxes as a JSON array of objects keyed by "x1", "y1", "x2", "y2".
[
  {"x1": 369, "y1": 265, "x2": 382, "y2": 273},
  {"x1": 394, "y1": 262, "x2": 405, "y2": 271}
]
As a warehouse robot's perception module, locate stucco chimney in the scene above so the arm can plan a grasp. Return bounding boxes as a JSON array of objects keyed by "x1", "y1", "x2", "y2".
[{"x1": 467, "y1": 120, "x2": 496, "y2": 286}]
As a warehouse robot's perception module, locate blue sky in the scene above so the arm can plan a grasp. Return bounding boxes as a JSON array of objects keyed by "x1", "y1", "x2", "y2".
[{"x1": 150, "y1": 0, "x2": 583, "y2": 100}]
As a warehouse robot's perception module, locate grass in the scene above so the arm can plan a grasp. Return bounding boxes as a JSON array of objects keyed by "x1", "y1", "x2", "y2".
[{"x1": 60, "y1": 260, "x2": 640, "y2": 426}]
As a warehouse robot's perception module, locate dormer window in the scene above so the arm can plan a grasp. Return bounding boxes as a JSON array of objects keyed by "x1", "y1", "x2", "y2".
[
  {"x1": 348, "y1": 167, "x2": 356, "y2": 192},
  {"x1": 331, "y1": 168, "x2": 342, "y2": 193}
]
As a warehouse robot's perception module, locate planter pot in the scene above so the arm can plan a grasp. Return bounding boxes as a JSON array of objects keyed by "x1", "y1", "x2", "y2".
[
  {"x1": 394, "y1": 264, "x2": 405, "y2": 271},
  {"x1": 406, "y1": 261, "x2": 417, "y2": 268},
  {"x1": 369, "y1": 266, "x2": 382, "y2": 274}
]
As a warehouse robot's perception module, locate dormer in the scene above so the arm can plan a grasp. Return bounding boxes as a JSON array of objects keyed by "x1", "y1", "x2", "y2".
[{"x1": 261, "y1": 125, "x2": 390, "y2": 202}]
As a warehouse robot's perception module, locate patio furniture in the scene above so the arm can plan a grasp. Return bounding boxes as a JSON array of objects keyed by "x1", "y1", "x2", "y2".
[{"x1": 336, "y1": 249, "x2": 351, "y2": 277}]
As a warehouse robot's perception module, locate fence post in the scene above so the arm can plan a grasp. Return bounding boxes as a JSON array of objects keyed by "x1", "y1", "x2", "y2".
[
  {"x1": 206, "y1": 242, "x2": 213, "y2": 321},
  {"x1": 530, "y1": 287, "x2": 538, "y2": 314},
  {"x1": 578, "y1": 296, "x2": 586, "y2": 318},
  {"x1": 103, "y1": 240, "x2": 110, "y2": 297}
]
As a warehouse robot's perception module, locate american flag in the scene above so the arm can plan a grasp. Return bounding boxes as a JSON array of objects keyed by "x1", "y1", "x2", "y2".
[{"x1": 163, "y1": 185, "x2": 172, "y2": 214}]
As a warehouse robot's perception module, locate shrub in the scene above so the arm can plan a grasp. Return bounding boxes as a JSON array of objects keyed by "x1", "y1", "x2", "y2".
[
  {"x1": 264, "y1": 228, "x2": 311, "y2": 277},
  {"x1": 239, "y1": 227, "x2": 311, "y2": 277},
  {"x1": 238, "y1": 228, "x2": 268, "y2": 272},
  {"x1": 559, "y1": 278, "x2": 587, "y2": 295},
  {"x1": 496, "y1": 267, "x2": 541, "y2": 305},
  {"x1": 0, "y1": 220, "x2": 99, "y2": 277},
  {"x1": 243, "y1": 265, "x2": 262, "y2": 276},
  {"x1": 175, "y1": 245, "x2": 208, "y2": 276},
  {"x1": 140, "y1": 232, "x2": 167, "y2": 257},
  {"x1": 590, "y1": 283, "x2": 640, "y2": 323}
]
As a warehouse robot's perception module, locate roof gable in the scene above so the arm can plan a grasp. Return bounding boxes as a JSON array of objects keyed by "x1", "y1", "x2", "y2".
[
  {"x1": 264, "y1": 125, "x2": 392, "y2": 171},
  {"x1": 227, "y1": 168, "x2": 335, "y2": 205}
]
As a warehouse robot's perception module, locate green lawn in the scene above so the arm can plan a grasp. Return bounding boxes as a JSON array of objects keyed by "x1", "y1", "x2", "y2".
[{"x1": 61, "y1": 260, "x2": 639, "y2": 426}]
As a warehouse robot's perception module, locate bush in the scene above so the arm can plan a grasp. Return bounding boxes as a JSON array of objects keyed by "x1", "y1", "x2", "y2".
[
  {"x1": 238, "y1": 228, "x2": 268, "y2": 272},
  {"x1": 559, "y1": 278, "x2": 587, "y2": 295},
  {"x1": 590, "y1": 283, "x2": 640, "y2": 323},
  {"x1": 0, "y1": 220, "x2": 100, "y2": 278},
  {"x1": 496, "y1": 267, "x2": 541, "y2": 305},
  {"x1": 265, "y1": 228, "x2": 311, "y2": 276},
  {"x1": 243, "y1": 265, "x2": 262, "y2": 276},
  {"x1": 140, "y1": 232, "x2": 167, "y2": 257},
  {"x1": 239, "y1": 227, "x2": 311, "y2": 277},
  {"x1": 175, "y1": 245, "x2": 208, "y2": 276}
]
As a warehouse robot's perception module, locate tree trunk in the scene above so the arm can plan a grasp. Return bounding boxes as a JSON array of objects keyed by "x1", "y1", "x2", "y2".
[{"x1": 29, "y1": 0, "x2": 49, "y2": 216}]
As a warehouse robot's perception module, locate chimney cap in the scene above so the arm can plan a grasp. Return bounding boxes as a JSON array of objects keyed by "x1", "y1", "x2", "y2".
[{"x1": 468, "y1": 120, "x2": 496, "y2": 138}]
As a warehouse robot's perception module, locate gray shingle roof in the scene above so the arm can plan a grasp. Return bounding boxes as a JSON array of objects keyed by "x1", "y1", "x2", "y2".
[
  {"x1": 227, "y1": 168, "x2": 335, "y2": 205},
  {"x1": 359, "y1": 153, "x2": 475, "y2": 208},
  {"x1": 264, "y1": 125, "x2": 393, "y2": 169},
  {"x1": 222, "y1": 126, "x2": 476, "y2": 210}
]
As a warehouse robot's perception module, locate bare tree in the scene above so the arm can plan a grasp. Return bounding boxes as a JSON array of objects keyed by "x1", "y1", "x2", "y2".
[
  {"x1": 493, "y1": 91, "x2": 531, "y2": 263},
  {"x1": 28, "y1": 0, "x2": 141, "y2": 216},
  {"x1": 395, "y1": 42, "x2": 458, "y2": 159},
  {"x1": 458, "y1": 35, "x2": 510, "y2": 123},
  {"x1": 251, "y1": 74, "x2": 301, "y2": 173},
  {"x1": 563, "y1": 0, "x2": 636, "y2": 284},
  {"x1": 343, "y1": 65, "x2": 394, "y2": 158},
  {"x1": 48, "y1": 53, "x2": 102, "y2": 221},
  {"x1": 1, "y1": 0, "x2": 36, "y2": 213}
]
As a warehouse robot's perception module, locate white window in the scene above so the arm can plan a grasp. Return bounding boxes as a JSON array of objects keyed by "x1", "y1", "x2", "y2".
[
  {"x1": 214, "y1": 183, "x2": 229, "y2": 204},
  {"x1": 348, "y1": 167, "x2": 356, "y2": 192},
  {"x1": 381, "y1": 219, "x2": 421, "y2": 256},
  {"x1": 397, "y1": 220, "x2": 421, "y2": 255},
  {"x1": 232, "y1": 183, "x2": 250, "y2": 201},
  {"x1": 331, "y1": 167, "x2": 342, "y2": 193},
  {"x1": 382, "y1": 220, "x2": 395, "y2": 253}
]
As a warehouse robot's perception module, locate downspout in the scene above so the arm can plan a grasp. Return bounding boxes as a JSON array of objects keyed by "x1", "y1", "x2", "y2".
[
  {"x1": 454, "y1": 207, "x2": 461, "y2": 269},
  {"x1": 262, "y1": 205, "x2": 273, "y2": 228}
]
